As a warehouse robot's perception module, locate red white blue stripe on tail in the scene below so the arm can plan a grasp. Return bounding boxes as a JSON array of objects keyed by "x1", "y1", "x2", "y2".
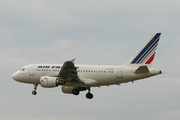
[{"x1": 128, "y1": 33, "x2": 161, "y2": 65}]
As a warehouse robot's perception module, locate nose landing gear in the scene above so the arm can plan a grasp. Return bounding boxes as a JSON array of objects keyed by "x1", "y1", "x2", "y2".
[
  {"x1": 32, "y1": 84, "x2": 38, "y2": 95},
  {"x1": 32, "y1": 90, "x2": 37, "y2": 95}
]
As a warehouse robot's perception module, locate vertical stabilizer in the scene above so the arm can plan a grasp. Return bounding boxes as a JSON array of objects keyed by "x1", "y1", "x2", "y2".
[{"x1": 126, "y1": 33, "x2": 161, "y2": 67}]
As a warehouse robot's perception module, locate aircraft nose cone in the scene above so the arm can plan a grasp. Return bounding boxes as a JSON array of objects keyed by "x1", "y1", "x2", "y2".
[{"x1": 12, "y1": 72, "x2": 18, "y2": 81}]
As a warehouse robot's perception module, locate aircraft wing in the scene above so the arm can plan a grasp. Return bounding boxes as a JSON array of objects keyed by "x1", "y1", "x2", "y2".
[
  {"x1": 58, "y1": 59, "x2": 80, "y2": 82},
  {"x1": 58, "y1": 59, "x2": 99, "y2": 86}
]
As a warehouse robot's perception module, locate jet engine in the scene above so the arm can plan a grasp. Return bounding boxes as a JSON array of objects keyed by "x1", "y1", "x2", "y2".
[
  {"x1": 61, "y1": 86, "x2": 75, "y2": 94},
  {"x1": 40, "y1": 76, "x2": 65, "y2": 88}
]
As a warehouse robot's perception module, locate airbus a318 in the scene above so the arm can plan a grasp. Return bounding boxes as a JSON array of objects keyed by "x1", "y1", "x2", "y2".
[{"x1": 12, "y1": 33, "x2": 162, "y2": 99}]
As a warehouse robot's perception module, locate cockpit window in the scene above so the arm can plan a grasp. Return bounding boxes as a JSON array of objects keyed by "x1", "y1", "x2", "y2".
[{"x1": 20, "y1": 68, "x2": 25, "y2": 71}]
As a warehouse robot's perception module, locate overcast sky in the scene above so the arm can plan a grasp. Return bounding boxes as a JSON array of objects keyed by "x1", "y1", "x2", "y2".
[{"x1": 0, "y1": 0, "x2": 180, "y2": 120}]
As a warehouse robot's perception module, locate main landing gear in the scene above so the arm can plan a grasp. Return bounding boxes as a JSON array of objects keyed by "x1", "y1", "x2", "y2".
[
  {"x1": 86, "y1": 92, "x2": 93, "y2": 99},
  {"x1": 72, "y1": 88, "x2": 93, "y2": 99},
  {"x1": 32, "y1": 84, "x2": 38, "y2": 95},
  {"x1": 72, "y1": 88, "x2": 80, "y2": 95}
]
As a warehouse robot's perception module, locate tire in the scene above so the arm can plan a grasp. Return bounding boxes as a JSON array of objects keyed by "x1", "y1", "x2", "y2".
[
  {"x1": 86, "y1": 92, "x2": 93, "y2": 99},
  {"x1": 32, "y1": 91, "x2": 37, "y2": 95},
  {"x1": 72, "y1": 89, "x2": 79, "y2": 95}
]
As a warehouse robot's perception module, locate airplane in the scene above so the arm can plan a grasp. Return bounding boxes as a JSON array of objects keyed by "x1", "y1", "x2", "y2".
[{"x1": 12, "y1": 33, "x2": 162, "y2": 99}]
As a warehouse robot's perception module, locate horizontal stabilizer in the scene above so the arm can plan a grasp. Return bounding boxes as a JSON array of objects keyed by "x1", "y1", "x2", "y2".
[{"x1": 134, "y1": 66, "x2": 149, "y2": 73}]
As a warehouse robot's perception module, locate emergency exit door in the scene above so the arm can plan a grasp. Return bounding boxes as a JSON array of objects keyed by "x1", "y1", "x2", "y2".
[{"x1": 117, "y1": 67, "x2": 123, "y2": 78}]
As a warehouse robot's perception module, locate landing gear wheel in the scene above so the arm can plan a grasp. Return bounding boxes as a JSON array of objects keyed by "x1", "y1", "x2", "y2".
[
  {"x1": 72, "y1": 89, "x2": 79, "y2": 95},
  {"x1": 32, "y1": 91, "x2": 37, "y2": 95},
  {"x1": 86, "y1": 92, "x2": 93, "y2": 99}
]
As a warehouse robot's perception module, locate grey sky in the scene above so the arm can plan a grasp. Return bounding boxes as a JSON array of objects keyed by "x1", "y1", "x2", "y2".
[{"x1": 0, "y1": 0, "x2": 180, "y2": 120}]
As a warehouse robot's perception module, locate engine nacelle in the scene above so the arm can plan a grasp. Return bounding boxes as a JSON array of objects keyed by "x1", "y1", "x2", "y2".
[
  {"x1": 40, "y1": 76, "x2": 65, "y2": 88},
  {"x1": 61, "y1": 86, "x2": 75, "y2": 94}
]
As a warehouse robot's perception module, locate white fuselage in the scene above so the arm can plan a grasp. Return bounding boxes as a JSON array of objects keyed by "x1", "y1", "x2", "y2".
[{"x1": 12, "y1": 64, "x2": 161, "y2": 87}]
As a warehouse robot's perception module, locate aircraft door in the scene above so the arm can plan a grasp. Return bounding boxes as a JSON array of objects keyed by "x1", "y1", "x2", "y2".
[
  {"x1": 117, "y1": 67, "x2": 123, "y2": 78},
  {"x1": 29, "y1": 65, "x2": 36, "y2": 76}
]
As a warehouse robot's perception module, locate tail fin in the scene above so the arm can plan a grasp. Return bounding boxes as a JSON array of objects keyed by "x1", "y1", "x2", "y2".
[{"x1": 126, "y1": 33, "x2": 161, "y2": 67}]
